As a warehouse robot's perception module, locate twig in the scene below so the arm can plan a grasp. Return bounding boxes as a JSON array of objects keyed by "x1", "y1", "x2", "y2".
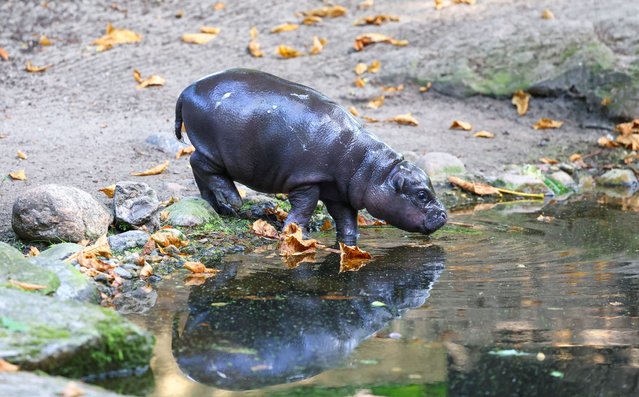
[{"x1": 494, "y1": 188, "x2": 545, "y2": 199}]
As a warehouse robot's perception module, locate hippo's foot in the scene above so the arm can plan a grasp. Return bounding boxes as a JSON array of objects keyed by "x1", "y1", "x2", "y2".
[
  {"x1": 190, "y1": 151, "x2": 242, "y2": 217},
  {"x1": 283, "y1": 185, "x2": 320, "y2": 231},
  {"x1": 323, "y1": 200, "x2": 359, "y2": 246}
]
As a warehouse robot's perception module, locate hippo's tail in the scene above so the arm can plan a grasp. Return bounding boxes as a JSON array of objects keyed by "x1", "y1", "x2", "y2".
[{"x1": 175, "y1": 93, "x2": 184, "y2": 141}]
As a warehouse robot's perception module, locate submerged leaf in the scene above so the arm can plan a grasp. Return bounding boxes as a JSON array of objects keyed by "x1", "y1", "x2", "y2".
[{"x1": 132, "y1": 160, "x2": 169, "y2": 176}]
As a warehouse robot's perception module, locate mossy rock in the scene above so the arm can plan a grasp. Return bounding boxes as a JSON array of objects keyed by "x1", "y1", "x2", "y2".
[
  {"x1": 0, "y1": 371, "x2": 134, "y2": 397},
  {"x1": 165, "y1": 197, "x2": 220, "y2": 227},
  {"x1": 0, "y1": 242, "x2": 60, "y2": 295},
  {"x1": 28, "y1": 256, "x2": 100, "y2": 303},
  {"x1": 0, "y1": 287, "x2": 154, "y2": 378}
]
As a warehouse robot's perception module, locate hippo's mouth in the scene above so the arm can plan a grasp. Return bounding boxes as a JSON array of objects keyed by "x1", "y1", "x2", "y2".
[{"x1": 422, "y1": 209, "x2": 448, "y2": 234}]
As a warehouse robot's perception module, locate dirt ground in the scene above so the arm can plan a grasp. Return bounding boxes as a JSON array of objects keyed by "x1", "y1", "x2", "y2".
[{"x1": 0, "y1": 0, "x2": 612, "y2": 243}]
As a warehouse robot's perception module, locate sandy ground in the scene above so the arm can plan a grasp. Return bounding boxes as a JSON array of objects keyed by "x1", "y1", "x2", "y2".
[{"x1": 0, "y1": 0, "x2": 612, "y2": 242}]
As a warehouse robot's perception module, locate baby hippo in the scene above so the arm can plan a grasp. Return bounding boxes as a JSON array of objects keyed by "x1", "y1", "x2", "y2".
[{"x1": 175, "y1": 69, "x2": 447, "y2": 245}]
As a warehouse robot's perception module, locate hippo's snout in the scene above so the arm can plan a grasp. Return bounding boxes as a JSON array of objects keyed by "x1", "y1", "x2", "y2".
[{"x1": 423, "y1": 206, "x2": 447, "y2": 234}]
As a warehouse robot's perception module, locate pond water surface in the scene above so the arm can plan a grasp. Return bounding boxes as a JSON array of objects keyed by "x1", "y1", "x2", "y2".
[{"x1": 102, "y1": 198, "x2": 639, "y2": 397}]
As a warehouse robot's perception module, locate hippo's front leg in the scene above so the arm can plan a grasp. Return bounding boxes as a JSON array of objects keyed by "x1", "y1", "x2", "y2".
[
  {"x1": 323, "y1": 200, "x2": 358, "y2": 246},
  {"x1": 283, "y1": 185, "x2": 320, "y2": 231},
  {"x1": 190, "y1": 151, "x2": 242, "y2": 216}
]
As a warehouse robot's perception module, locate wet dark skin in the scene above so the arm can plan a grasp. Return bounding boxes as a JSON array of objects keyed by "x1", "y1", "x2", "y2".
[{"x1": 175, "y1": 69, "x2": 447, "y2": 245}]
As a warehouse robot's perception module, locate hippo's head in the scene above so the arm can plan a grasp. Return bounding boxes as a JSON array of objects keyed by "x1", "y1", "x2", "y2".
[{"x1": 365, "y1": 161, "x2": 447, "y2": 234}]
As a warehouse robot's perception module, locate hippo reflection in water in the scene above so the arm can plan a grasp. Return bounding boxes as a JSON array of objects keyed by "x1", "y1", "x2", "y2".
[{"x1": 172, "y1": 245, "x2": 445, "y2": 390}]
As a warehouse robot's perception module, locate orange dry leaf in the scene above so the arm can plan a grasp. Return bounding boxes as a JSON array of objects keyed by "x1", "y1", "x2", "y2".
[
  {"x1": 302, "y1": 16, "x2": 322, "y2": 25},
  {"x1": 354, "y1": 62, "x2": 367, "y2": 75},
  {"x1": 615, "y1": 119, "x2": 639, "y2": 136},
  {"x1": 339, "y1": 242, "x2": 373, "y2": 272},
  {"x1": 348, "y1": 106, "x2": 360, "y2": 116},
  {"x1": 140, "y1": 263, "x2": 153, "y2": 278},
  {"x1": 598, "y1": 136, "x2": 618, "y2": 148},
  {"x1": 60, "y1": 382, "x2": 85, "y2": 397},
  {"x1": 353, "y1": 15, "x2": 399, "y2": 26},
  {"x1": 265, "y1": 206, "x2": 288, "y2": 221},
  {"x1": 25, "y1": 61, "x2": 52, "y2": 73},
  {"x1": 182, "y1": 33, "x2": 218, "y2": 44},
  {"x1": 601, "y1": 97, "x2": 612, "y2": 106},
  {"x1": 276, "y1": 45, "x2": 302, "y2": 58},
  {"x1": 434, "y1": 0, "x2": 444, "y2": 10},
  {"x1": 39, "y1": 35, "x2": 53, "y2": 46},
  {"x1": 310, "y1": 36, "x2": 327, "y2": 55},
  {"x1": 448, "y1": 176, "x2": 501, "y2": 196},
  {"x1": 9, "y1": 279, "x2": 47, "y2": 291},
  {"x1": 450, "y1": 120, "x2": 472, "y2": 130},
  {"x1": 539, "y1": 157, "x2": 559, "y2": 165},
  {"x1": 474, "y1": 131, "x2": 494, "y2": 138},
  {"x1": 368, "y1": 59, "x2": 381, "y2": 73},
  {"x1": 362, "y1": 116, "x2": 380, "y2": 123},
  {"x1": 213, "y1": 2, "x2": 225, "y2": 11},
  {"x1": 357, "y1": 214, "x2": 386, "y2": 226},
  {"x1": 70, "y1": 235, "x2": 112, "y2": 260},
  {"x1": 280, "y1": 223, "x2": 319, "y2": 256},
  {"x1": 354, "y1": 33, "x2": 408, "y2": 51},
  {"x1": 386, "y1": 113, "x2": 419, "y2": 126},
  {"x1": 0, "y1": 359, "x2": 19, "y2": 372},
  {"x1": 98, "y1": 185, "x2": 115, "y2": 198},
  {"x1": 382, "y1": 84, "x2": 404, "y2": 92},
  {"x1": 184, "y1": 274, "x2": 207, "y2": 286},
  {"x1": 184, "y1": 261, "x2": 219, "y2": 274},
  {"x1": 133, "y1": 69, "x2": 165, "y2": 89},
  {"x1": 252, "y1": 219, "x2": 279, "y2": 239},
  {"x1": 249, "y1": 27, "x2": 259, "y2": 40},
  {"x1": 533, "y1": 118, "x2": 563, "y2": 130},
  {"x1": 302, "y1": 5, "x2": 347, "y2": 18},
  {"x1": 541, "y1": 9, "x2": 555, "y2": 19},
  {"x1": 175, "y1": 145, "x2": 195, "y2": 159},
  {"x1": 617, "y1": 134, "x2": 639, "y2": 150},
  {"x1": 92, "y1": 23, "x2": 142, "y2": 52},
  {"x1": 453, "y1": 0, "x2": 476, "y2": 3},
  {"x1": 569, "y1": 153, "x2": 582, "y2": 162},
  {"x1": 320, "y1": 219, "x2": 334, "y2": 231},
  {"x1": 419, "y1": 82, "x2": 432, "y2": 93},
  {"x1": 17, "y1": 150, "x2": 27, "y2": 160},
  {"x1": 271, "y1": 23, "x2": 299, "y2": 33},
  {"x1": 132, "y1": 160, "x2": 169, "y2": 176},
  {"x1": 200, "y1": 26, "x2": 221, "y2": 34},
  {"x1": 354, "y1": 77, "x2": 367, "y2": 87},
  {"x1": 248, "y1": 39, "x2": 264, "y2": 57},
  {"x1": 367, "y1": 96, "x2": 384, "y2": 109},
  {"x1": 28, "y1": 246, "x2": 40, "y2": 256},
  {"x1": 150, "y1": 228, "x2": 188, "y2": 248},
  {"x1": 512, "y1": 90, "x2": 530, "y2": 116},
  {"x1": 0, "y1": 48, "x2": 8, "y2": 61},
  {"x1": 9, "y1": 170, "x2": 26, "y2": 180},
  {"x1": 358, "y1": 0, "x2": 374, "y2": 9}
]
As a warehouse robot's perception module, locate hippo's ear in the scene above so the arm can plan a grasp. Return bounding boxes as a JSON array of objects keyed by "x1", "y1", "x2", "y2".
[{"x1": 391, "y1": 172, "x2": 405, "y2": 192}]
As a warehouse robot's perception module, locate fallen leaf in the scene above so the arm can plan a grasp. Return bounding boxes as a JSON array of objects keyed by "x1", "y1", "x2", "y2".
[
  {"x1": 280, "y1": 223, "x2": 319, "y2": 256},
  {"x1": 175, "y1": 145, "x2": 195, "y2": 159},
  {"x1": 276, "y1": 45, "x2": 302, "y2": 58},
  {"x1": 615, "y1": 119, "x2": 639, "y2": 136},
  {"x1": 598, "y1": 136, "x2": 618, "y2": 148},
  {"x1": 9, "y1": 279, "x2": 47, "y2": 291},
  {"x1": 92, "y1": 23, "x2": 142, "y2": 52},
  {"x1": 271, "y1": 23, "x2": 299, "y2": 33},
  {"x1": 386, "y1": 113, "x2": 419, "y2": 126},
  {"x1": 249, "y1": 27, "x2": 259, "y2": 40},
  {"x1": 28, "y1": 246, "x2": 40, "y2": 256},
  {"x1": 354, "y1": 77, "x2": 367, "y2": 87},
  {"x1": 39, "y1": 35, "x2": 53, "y2": 46},
  {"x1": 569, "y1": 153, "x2": 582, "y2": 162},
  {"x1": 434, "y1": 0, "x2": 444, "y2": 10},
  {"x1": 248, "y1": 39, "x2": 264, "y2": 57},
  {"x1": 533, "y1": 118, "x2": 563, "y2": 130},
  {"x1": 302, "y1": 5, "x2": 347, "y2": 18},
  {"x1": 358, "y1": 0, "x2": 374, "y2": 9},
  {"x1": 133, "y1": 70, "x2": 165, "y2": 89},
  {"x1": 252, "y1": 219, "x2": 279, "y2": 239},
  {"x1": 140, "y1": 263, "x2": 153, "y2": 278},
  {"x1": 0, "y1": 48, "x2": 8, "y2": 61},
  {"x1": 175, "y1": 9, "x2": 184, "y2": 18},
  {"x1": 61, "y1": 382, "x2": 85, "y2": 397},
  {"x1": 309, "y1": 36, "x2": 327, "y2": 55},
  {"x1": 362, "y1": 116, "x2": 380, "y2": 123},
  {"x1": 98, "y1": 184, "x2": 115, "y2": 198},
  {"x1": 25, "y1": 61, "x2": 52, "y2": 73},
  {"x1": 200, "y1": 26, "x2": 221, "y2": 34},
  {"x1": 474, "y1": 131, "x2": 494, "y2": 138},
  {"x1": 448, "y1": 176, "x2": 501, "y2": 196},
  {"x1": 9, "y1": 170, "x2": 26, "y2": 180},
  {"x1": 419, "y1": 82, "x2": 432, "y2": 93},
  {"x1": 17, "y1": 150, "x2": 27, "y2": 160},
  {"x1": 354, "y1": 33, "x2": 408, "y2": 51},
  {"x1": 539, "y1": 157, "x2": 559, "y2": 165},
  {"x1": 353, "y1": 15, "x2": 399, "y2": 26},
  {"x1": 601, "y1": 97, "x2": 612, "y2": 106},
  {"x1": 302, "y1": 16, "x2": 322, "y2": 25},
  {"x1": 132, "y1": 160, "x2": 169, "y2": 176},
  {"x1": 541, "y1": 9, "x2": 555, "y2": 19},
  {"x1": 537, "y1": 214, "x2": 555, "y2": 223},
  {"x1": 367, "y1": 95, "x2": 384, "y2": 109},
  {"x1": 512, "y1": 90, "x2": 530, "y2": 116},
  {"x1": 213, "y1": 2, "x2": 225, "y2": 11},
  {"x1": 141, "y1": 239, "x2": 156, "y2": 256},
  {"x1": 354, "y1": 62, "x2": 368, "y2": 75},
  {"x1": 382, "y1": 84, "x2": 404, "y2": 92},
  {"x1": 182, "y1": 33, "x2": 218, "y2": 44},
  {"x1": 265, "y1": 206, "x2": 288, "y2": 221},
  {"x1": 320, "y1": 219, "x2": 333, "y2": 231},
  {"x1": 450, "y1": 120, "x2": 472, "y2": 130},
  {"x1": 348, "y1": 106, "x2": 360, "y2": 116},
  {"x1": 339, "y1": 242, "x2": 372, "y2": 272},
  {"x1": 151, "y1": 228, "x2": 188, "y2": 248},
  {"x1": 0, "y1": 359, "x2": 19, "y2": 372},
  {"x1": 184, "y1": 261, "x2": 219, "y2": 274},
  {"x1": 184, "y1": 274, "x2": 207, "y2": 286},
  {"x1": 616, "y1": 134, "x2": 639, "y2": 151},
  {"x1": 368, "y1": 59, "x2": 381, "y2": 73}
]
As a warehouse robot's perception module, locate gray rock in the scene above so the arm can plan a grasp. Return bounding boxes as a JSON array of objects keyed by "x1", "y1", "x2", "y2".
[
  {"x1": 501, "y1": 173, "x2": 550, "y2": 194},
  {"x1": 11, "y1": 185, "x2": 112, "y2": 243},
  {"x1": 113, "y1": 181, "x2": 160, "y2": 231},
  {"x1": 415, "y1": 152, "x2": 466, "y2": 182},
  {"x1": 108, "y1": 230, "x2": 150, "y2": 252},
  {"x1": 164, "y1": 197, "x2": 220, "y2": 227},
  {"x1": 145, "y1": 133, "x2": 190, "y2": 154},
  {"x1": 595, "y1": 169, "x2": 639, "y2": 187},
  {"x1": 28, "y1": 256, "x2": 100, "y2": 303},
  {"x1": 549, "y1": 171, "x2": 577, "y2": 189},
  {"x1": 113, "y1": 286, "x2": 158, "y2": 314},
  {"x1": 38, "y1": 243, "x2": 83, "y2": 261},
  {"x1": 0, "y1": 372, "x2": 134, "y2": 397},
  {"x1": 0, "y1": 242, "x2": 60, "y2": 295},
  {"x1": 0, "y1": 287, "x2": 154, "y2": 378},
  {"x1": 113, "y1": 266, "x2": 133, "y2": 279}
]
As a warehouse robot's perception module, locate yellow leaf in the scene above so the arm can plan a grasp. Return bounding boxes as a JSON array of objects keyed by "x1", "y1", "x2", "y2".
[
  {"x1": 448, "y1": 176, "x2": 501, "y2": 196},
  {"x1": 450, "y1": 120, "x2": 472, "y2": 130},
  {"x1": 474, "y1": 131, "x2": 494, "y2": 138},
  {"x1": 541, "y1": 9, "x2": 555, "y2": 19},
  {"x1": 213, "y1": 2, "x2": 225, "y2": 11},
  {"x1": 339, "y1": 242, "x2": 372, "y2": 272},
  {"x1": 271, "y1": 23, "x2": 299, "y2": 33},
  {"x1": 27, "y1": 246, "x2": 40, "y2": 256},
  {"x1": 367, "y1": 95, "x2": 385, "y2": 109},
  {"x1": 382, "y1": 84, "x2": 404, "y2": 92},
  {"x1": 598, "y1": 136, "x2": 618, "y2": 148},
  {"x1": 0, "y1": 359, "x2": 19, "y2": 372},
  {"x1": 320, "y1": 219, "x2": 334, "y2": 231},
  {"x1": 200, "y1": 26, "x2": 221, "y2": 34},
  {"x1": 99, "y1": 184, "x2": 116, "y2": 198},
  {"x1": 358, "y1": 0, "x2": 374, "y2": 10},
  {"x1": 362, "y1": 116, "x2": 380, "y2": 123},
  {"x1": 434, "y1": 0, "x2": 444, "y2": 10},
  {"x1": 354, "y1": 77, "x2": 367, "y2": 87},
  {"x1": 140, "y1": 263, "x2": 153, "y2": 278},
  {"x1": 184, "y1": 261, "x2": 219, "y2": 274},
  {"x1": 539, "y1": 157, "x2": 559, "y2": 165},
  {"x1": 92, "y1": 23, "x2": 142, "y2": 52},
  {"x1": 279, "y1": 223, "x2": 319, "y2": 256},
  {"x1": 276, "y1": 45, "x2": 302, "y2": 58},
  {"x1": 60, "y1": 382, "x2": 85, "y2": 397},
  {"x1": 357, "y1": 213, "x2": 386, "y2": 226},
  {"x1": 386, "y1": 113, "x2": 419, "y2": 126},
  {"x1": 601, "y1": 97, "x2": 612, "y2": 106},
  {"x1": 354, "y1": 63, "x2": 367, "y2": 75},
  {"x1": 175, "y1": 145, "x2": 195, "y2": 159},
  {"x1": 302, "y1": 5, "x2": 347, "y2": 18},
  {"x1": 150, "y1": 228, "x2": 188, "y2": 248},
  {"x1": 182, "y1": 33, "x2": 218, "y2": 44},
  {"x1": 39, "y1": 35, "x2": 53, "y2": 46},
  {"x1": 348, "y1": 106, "x2": 360, "y2": 116},
  {"x1": 453, "y1": 0, "x2": 475, "y2": 4},
  {"x1": 17, "y1": 150, "x2": 27, "y2": 160},
  {"x1": 9, "y1": 279, "x2": 47, "y2": 291},
  {"x1": 302, "y1": 16, "x2": 322, "y2": 25},
  {"x1": 136, "y1": 74, "x2": 165, "y2": 89},
  {"x1": 252, "y1": 219, "x2": 279, "y2": 239},
  {"x1": 0, "y1": 47, "x2": 8, "y2": 61},
  {"x1": 354, "y1": 33, "x2": 408, "y2": 51},
  {"x1": 9, "y1": 169, "x2": 26, "y2": 180},
  {"x1": 25, "y1": 61, "x2": 52, "y2": 73},
  {"x1": 419, "y1": 82, "x2": 432, "y2": 93},
  {"x1": 133, "y1": 69, "x2": 143, "y2": 83},
  {"x1": 569, "y1": 153, "x2": 582, "y2": 162},
  {"x1": 310, "y1": 36, "x2": 327, "y2": 55},
  {"x1": 511, "y1": 90, "x2": 530, "y2": 116},
  {"x1": 353, "y1": 15, "x2": 399, "y2": 26},
  {"x1": 368, "y1": 59, "x2": 381, "y2": 73},
  {"x1": 249, "y1": 27, "x2": 259, "y2": 39},
  {"x1": 248, "y1": 40, "x2": 264, "y2": 57},
  {"x1": 132, "y1": 160, "x2": 169, "y2": 176},
  {"x1": 533, "y1": 118, "x2": 563, "y2": 130}
]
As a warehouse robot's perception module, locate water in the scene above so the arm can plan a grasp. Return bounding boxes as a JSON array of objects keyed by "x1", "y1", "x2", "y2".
[{"x1": 102, "y1": 198, "x2": 639, "y2": 396}]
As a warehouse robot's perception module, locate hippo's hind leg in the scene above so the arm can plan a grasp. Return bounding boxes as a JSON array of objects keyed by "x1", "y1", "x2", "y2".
[
  {"x1": 190, "y1": 151, "x2": 242, "y2": 216},
  {"x1": 282, "y1": 185, "x2": 320, "y2": 231},
  {"x1": 323, "y1": 200, "x2": 358, "y2": 246}
]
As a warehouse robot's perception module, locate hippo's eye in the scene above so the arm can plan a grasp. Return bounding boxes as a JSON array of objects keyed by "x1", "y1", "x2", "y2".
[{"x1": 417, "y1": 190, "x2": 428, "y2": 201}]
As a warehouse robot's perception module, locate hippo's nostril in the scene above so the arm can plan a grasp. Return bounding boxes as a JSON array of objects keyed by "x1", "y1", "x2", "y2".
[{"x1": 440, "y1": 211, "x2": 448, "y2": 222}]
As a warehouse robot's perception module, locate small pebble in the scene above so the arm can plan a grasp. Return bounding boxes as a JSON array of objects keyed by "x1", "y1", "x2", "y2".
[
  {"x1": 114, "y1": 267, "x2": 133, "y2": 279},
  {"x1": 537, "y1": 352, "x2": 546, "y2": 361}
]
